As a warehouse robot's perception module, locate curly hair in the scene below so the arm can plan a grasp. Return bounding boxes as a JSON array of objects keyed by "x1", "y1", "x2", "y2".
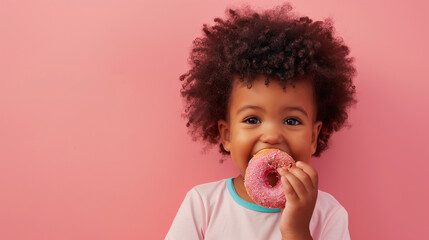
[{"x1": 180, "y1": 3, "x2": 356, "y2": 157}]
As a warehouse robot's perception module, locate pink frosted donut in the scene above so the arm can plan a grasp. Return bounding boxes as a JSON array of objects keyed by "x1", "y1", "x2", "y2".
[{"x1": 244, "y1": 149, "x2": 295, "y2": 208}]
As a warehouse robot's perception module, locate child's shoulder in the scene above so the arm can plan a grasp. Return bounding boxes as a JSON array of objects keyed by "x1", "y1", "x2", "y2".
[
  {"x1": 315, "y1": 190, "x2": 348, "y2": 217},
  {"x1": 182, "y1": 179, "x2": 229, "y2": 208},
  {"x1": 190, "y1": 178, "x2": 228, "y2": 196},
  {"x1": 317, "y1": 190, "x2": 344, "y2": 205}
]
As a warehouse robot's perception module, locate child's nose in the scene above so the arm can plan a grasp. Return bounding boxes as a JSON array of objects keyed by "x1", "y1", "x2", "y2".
[{"x1": 260, "y1": 124, "x2": 284, "y2": 145}]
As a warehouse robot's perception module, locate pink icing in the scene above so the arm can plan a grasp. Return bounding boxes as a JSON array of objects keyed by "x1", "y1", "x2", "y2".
[{"x1": 244, "y1": 149, "x2": 295, "y2": 209}]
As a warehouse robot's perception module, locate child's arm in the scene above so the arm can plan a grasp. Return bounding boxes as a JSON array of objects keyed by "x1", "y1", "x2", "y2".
[{"x1": 277, "y1": 161, "x2": 318, "y2": 240}]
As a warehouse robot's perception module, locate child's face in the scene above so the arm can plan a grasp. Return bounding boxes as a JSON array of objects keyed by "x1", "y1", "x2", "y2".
[{"x1": 218, "y1": 75, "x2": 322, "y2": 178}]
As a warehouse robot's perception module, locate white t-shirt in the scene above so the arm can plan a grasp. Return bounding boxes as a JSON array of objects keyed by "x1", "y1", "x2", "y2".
[{"x1": 165, "y1": 178, "x2": 350, "y2": 240}]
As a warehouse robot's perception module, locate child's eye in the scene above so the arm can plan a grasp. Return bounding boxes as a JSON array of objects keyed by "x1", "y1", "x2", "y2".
[
  {"x1": 244, "y1": 117, "x2": 261, "y2": 124},
  {"x1": 284, "y1": 118, "x2": 300, "y2": 125}
]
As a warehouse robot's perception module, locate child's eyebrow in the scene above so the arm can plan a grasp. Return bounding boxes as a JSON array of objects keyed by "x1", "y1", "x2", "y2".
[
  {"x1": 236, "y1": 105, "x2": 265, "y2": 114},
  {"x1": 282, "y1": 106, "x2": 308, "y2": 117},
  {"x1": 236, "y1": 105, "x2": 308, "y2": 117}
]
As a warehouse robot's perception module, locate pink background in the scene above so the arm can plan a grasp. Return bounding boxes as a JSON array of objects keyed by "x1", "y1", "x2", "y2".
[{"x1": 1, "y1": 0, "x2": 428, "y2": 239}]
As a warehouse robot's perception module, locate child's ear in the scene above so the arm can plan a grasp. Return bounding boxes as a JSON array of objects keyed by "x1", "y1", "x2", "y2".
[
  {"x1": 311, "y1": 120, "x2": 323, "y2": 155},
  {"x1": 218, "y1": 119, "x2": 231, "y2": 152}
]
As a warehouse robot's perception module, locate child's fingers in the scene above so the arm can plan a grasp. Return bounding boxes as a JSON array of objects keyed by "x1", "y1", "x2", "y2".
[
  {"x1": 287, "y1": 165, "x2": 316, "y2": 193},
  {"x1": 284, "y1": 167, "x2": 308, "y2": 199},
  {"x1": 295, "y1": 161, "x2": 318, "y2": 190},
  {"x1": 280, "y1": 174, "x2": 298, "y2": 201},
  {"x1": 278, "y1": 167, "x2": 306, "y2": 200}
]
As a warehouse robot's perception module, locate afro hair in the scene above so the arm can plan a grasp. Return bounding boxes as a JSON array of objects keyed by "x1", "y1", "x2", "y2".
[{"x1": 180, "y1": 3, "x2": 357, "y2": 157}]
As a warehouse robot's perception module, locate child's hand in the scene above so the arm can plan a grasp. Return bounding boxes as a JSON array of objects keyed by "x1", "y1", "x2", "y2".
[{"x1": 277, "y1": 161, "x2": 318, "y2": 240}]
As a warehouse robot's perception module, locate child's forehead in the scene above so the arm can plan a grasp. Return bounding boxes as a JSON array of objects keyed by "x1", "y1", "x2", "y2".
[
  {"x1": 230, "y1": 74, "x2": 315, "y2": 96},
  {"x1": 226, "y1": 74, "x2": 318, "y2": 117}
]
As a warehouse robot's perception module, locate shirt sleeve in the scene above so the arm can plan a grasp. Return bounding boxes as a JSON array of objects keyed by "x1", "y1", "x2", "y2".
[
  {"x1": 165, "y1": 188, "x2": 206, "y2": 240},
  {"x1": 320, "y1": 206, "x2": 351, "y2": 240}
]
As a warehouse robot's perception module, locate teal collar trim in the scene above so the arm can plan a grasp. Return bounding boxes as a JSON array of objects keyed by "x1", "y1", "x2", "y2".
[{"x1": 226, "y1": 177, "x2": 281, "y2": 213}]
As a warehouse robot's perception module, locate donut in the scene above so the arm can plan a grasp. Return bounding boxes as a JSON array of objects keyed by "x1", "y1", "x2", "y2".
[{"x1": 244, "y1": 149, "x2": 295, "y2": 209}]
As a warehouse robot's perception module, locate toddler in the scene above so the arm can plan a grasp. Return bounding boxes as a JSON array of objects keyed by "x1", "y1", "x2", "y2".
[{"x1": 166, "y1": 3, "x2": 356, "y2": 240}]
